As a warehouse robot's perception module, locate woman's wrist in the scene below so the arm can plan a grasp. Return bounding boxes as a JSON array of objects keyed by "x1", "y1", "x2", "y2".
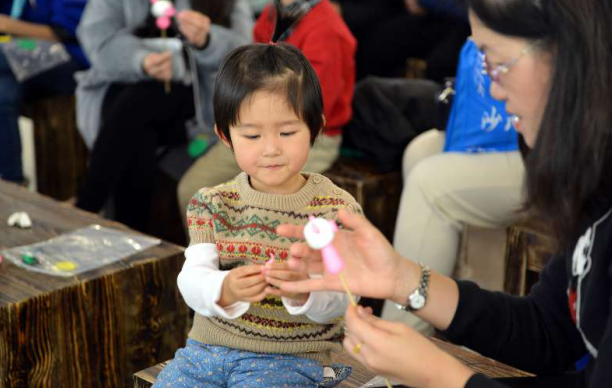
[
  {"x1": 427, "y1": 351, "x2": 475, "y2": 388},
  {"x1": 391, "y1": 257, "x2": 421, "y2": 305}
]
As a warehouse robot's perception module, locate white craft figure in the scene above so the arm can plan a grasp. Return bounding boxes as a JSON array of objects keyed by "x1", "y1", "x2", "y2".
[{"x1": 303, "y1": 216, "x2": 343, "y2": 274}]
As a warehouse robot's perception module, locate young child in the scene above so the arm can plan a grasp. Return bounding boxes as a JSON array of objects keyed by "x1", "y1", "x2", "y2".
[
  {"x1": 177, "y1": 0, "x2": 357, "y2": 223},
  {"x1": 153, "y1": 33, "x2": 362, "y2": 388}
]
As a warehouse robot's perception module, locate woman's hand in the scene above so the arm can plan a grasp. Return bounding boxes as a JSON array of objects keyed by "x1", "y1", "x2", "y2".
[
  {"x1": 176, "y1": 10, "x2": 211, "y2": 48},
  {"x1": 142, "y1": 51, "x2": 173, "y2": 81},
  {"x1": 344, "y1": 305, "x2": 474, "y2": 388},
  {"x1": 276, "y1": 209, "x2": 419, "y2": 304}
]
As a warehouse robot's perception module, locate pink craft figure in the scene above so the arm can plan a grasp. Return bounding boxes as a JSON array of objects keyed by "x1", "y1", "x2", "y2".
[
  {"x1": 303, "y1": 216, "x2": 343, "y2": 274},
  {"x1": 150, "y1": 0, "x2": 176, "y2": 30}
]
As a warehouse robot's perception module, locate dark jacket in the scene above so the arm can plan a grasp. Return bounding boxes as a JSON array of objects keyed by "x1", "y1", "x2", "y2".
[{"x1": 445, "y1": 195, "x2": 612, "y2": 388}]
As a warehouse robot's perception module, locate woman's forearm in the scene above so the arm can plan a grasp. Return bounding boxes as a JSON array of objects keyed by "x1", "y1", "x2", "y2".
[
  {"x1": 0, "y1": 17, "x2": 58, "y2": 41},
  {"x1": 392, "y1": 259, "x2": 460, "y2": 331}
]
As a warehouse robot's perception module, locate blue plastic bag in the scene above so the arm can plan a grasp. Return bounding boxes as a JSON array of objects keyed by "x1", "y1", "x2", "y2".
[{"x1": 443, "y1": 39, "x2": 518, "y2": 153}]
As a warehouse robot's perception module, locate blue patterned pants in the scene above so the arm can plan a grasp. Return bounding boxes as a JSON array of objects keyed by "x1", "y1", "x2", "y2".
[{"x1": 153, "y1": 339, "x2": 333, "y2": 388}]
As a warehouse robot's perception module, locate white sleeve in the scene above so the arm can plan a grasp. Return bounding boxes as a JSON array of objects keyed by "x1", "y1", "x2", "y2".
[
  {"x1": 283, "y1": 276, "x2": 357, "y2": 323},
  {"x1": 177, "y1": 243, "x2": 249, "y2": 319}
]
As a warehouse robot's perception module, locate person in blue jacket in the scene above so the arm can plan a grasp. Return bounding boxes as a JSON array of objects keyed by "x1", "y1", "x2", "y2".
[{"x1": 0, "y1": 0, "x2": 89, "y2": 184}]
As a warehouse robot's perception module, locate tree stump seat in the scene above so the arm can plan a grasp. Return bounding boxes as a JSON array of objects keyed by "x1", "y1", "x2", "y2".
[{"x1": 504, "y1": 218, "x2": 556, "y2": 296}]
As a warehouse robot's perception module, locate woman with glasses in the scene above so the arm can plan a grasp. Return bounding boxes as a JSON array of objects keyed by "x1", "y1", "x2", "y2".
[{"x1": 271, "y1": 1, "x2": 612, "y2": 387}]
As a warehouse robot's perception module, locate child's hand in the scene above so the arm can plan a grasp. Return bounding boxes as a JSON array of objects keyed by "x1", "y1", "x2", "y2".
[
  {"x1": 218, "y1": 265, "x2": 268, "y2": 307},
  {"x1": 263, "y1": 261, "x2": 310, "y2": 305}
]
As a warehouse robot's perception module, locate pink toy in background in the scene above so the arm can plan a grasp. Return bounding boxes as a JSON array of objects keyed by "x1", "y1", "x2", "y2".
[
  {"x1": 151, "y1": 0, "x2": 176, "y2": 30},
  {"x1": 150, "y1": 0, "x2": 176, "y2": 93}
]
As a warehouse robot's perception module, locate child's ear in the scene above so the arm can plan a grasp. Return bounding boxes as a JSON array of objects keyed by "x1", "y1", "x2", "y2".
[{"x1": 214, "y1": 125, "x2": 233, "y2": 150}]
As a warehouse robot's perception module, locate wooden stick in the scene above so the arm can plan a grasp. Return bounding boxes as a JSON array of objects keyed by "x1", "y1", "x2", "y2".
[
  {"x1": 339, "y1": 272, "x2": 357, "y2": 307},
  {"x1": 161, "y1": 29, "x2": 171, "y2": 94},
  {"x1": 339, "y1": 272, "x2": 393, "y2": 388}
]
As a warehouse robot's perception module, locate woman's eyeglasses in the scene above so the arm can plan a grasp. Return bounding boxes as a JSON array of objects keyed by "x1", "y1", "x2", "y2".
[{"x1": 480, "y1": 42, "x2": 537, "y2": 84}]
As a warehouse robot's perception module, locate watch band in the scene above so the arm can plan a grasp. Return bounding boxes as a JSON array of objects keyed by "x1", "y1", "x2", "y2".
[{"x1": 396, "y1": 262, "x2": 430, "y2": 312}]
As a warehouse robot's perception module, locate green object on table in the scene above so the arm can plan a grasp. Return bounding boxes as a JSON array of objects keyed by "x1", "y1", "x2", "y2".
[
  {"x1": 21, "y1": 253, "x2": 38, "y2": 265},
  {"x1": 188, "y1": 135, "x2": 210, "y2": 158},
  {"x1": 17, "y1": 39, "x2": 37, "y2": 51}
]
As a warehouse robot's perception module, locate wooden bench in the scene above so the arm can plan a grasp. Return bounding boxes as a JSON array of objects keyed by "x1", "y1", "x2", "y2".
[
  {"x1": 133, "y1": 337, "x2": 531, "y2": 388},
  {"x1": 0, "y1": 180, "x2": 190, "y2": 388},
  {"x1": 504, "y1": 218, "x2": 556, "y2": 296}
]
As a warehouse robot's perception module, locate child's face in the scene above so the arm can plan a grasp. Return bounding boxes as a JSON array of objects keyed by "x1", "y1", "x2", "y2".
[{"x1": 220, "y1": 91, "x2": 312, "y2": 194}]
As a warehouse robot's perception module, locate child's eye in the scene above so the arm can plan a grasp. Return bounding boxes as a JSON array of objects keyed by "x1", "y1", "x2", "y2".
[
  {"x1": 244, "y1": 135, "x2": 260, "y2": 140},
  {"x1": 280, "y1": 132, "x2": 297, "y2": 137}
]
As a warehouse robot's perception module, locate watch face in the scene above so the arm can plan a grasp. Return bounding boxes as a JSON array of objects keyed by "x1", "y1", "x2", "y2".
[{"x1": 410, "y1": 293, "x2": 426, "y2": 310}]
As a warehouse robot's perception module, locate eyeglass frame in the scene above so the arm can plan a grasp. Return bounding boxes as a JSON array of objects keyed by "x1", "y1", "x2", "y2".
[{"x1": 479, "y1": 41, "x2": 538, "y2": 84}]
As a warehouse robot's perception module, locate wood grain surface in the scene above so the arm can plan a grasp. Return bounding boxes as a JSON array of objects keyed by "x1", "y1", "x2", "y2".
[{"x1": 0, "y1": 181, "x2": 190, "y2": 387}]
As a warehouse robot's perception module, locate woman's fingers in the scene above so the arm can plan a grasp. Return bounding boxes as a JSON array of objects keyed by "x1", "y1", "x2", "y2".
[
  {"x1": 264, "y1": 269, "x2": 306, "y2": 281},
  {"x1": 279, "y1": 276, "x2": 330, "y2": 293},
  {"x1": 337, "y1": 208, "x2": 374, "y2": 236}
]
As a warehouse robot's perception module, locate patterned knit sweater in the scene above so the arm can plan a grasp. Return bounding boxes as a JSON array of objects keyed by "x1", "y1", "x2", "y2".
[{"x1": 185, "y1": 172, "x2": 362, "y2": 364}]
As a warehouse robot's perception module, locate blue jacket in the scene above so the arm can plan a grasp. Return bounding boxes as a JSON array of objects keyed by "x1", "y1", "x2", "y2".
[{"x1": 1, "y1": 0, "x2": 88, "y2": 66}]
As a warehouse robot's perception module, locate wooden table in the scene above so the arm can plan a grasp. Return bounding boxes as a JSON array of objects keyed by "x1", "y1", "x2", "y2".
[
  {"x1": 0, "y1": 181, "x2": 190, "y2": 387},
  {"x1": 133, "y1": 337, "x2": 532, "y2": 387}
]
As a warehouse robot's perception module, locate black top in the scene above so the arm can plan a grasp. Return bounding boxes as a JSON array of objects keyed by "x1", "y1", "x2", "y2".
[{"x1": 444, "y1": 201, "x2": 612, "y2": 388}]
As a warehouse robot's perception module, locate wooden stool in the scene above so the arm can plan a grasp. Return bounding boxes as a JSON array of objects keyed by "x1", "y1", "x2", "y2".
[
  {"x1": 504, "y1": 218, "x2": 556, "y2": 296},
  {"x1": 22, "y1": 95, "x2": 89, "y2": 201},
  {"x1": 323, "y1": 157, "x2": 402, "y2": 242}
]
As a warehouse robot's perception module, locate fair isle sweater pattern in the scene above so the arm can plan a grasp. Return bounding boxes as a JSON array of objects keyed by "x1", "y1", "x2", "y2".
[{"x1": 185, "y1": 172, "x2": 362, "y2": 363}]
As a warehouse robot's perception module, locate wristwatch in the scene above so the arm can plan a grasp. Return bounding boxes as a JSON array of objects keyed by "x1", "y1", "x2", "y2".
[{"x1": 396, "y1": 263, "x2": 430, "y2": 312}]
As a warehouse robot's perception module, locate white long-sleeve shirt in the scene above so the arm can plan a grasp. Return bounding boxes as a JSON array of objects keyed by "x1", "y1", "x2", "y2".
[{"x1": 177, "y1": 243, "x2": 351, "y2": 323}]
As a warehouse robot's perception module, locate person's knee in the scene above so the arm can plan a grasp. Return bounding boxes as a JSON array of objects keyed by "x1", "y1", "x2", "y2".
[
  {"x1": 405, "y1": 158, "x2": 439, "y2": 199},
  {"x1": 401, "y1": 129, "x2": 444, "y2": 179}
]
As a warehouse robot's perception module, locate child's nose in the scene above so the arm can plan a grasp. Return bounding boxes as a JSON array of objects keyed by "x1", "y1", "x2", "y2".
[{"x1": 262, "y1": 138, "x2": 282, "y2": 156}]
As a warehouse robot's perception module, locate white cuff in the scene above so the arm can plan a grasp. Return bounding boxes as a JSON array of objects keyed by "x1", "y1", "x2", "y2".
[{"x1": 207, "y1": 270, "x2": 250, "y2": 319}]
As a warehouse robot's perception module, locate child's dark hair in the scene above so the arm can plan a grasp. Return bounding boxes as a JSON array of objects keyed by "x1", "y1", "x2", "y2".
[{"x1": 213, "y1": 1, "x2": 324, "y2": 146}]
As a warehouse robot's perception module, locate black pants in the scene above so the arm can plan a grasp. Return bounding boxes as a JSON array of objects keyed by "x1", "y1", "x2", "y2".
[{"x1": 76, "y1": 81, "x2": 194, "y2": 231}]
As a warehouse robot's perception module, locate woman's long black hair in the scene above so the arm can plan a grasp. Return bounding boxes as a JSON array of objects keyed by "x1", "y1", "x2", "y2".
[{"x1": 467, "y1": 0, "x2": 612, "y2": 248}]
